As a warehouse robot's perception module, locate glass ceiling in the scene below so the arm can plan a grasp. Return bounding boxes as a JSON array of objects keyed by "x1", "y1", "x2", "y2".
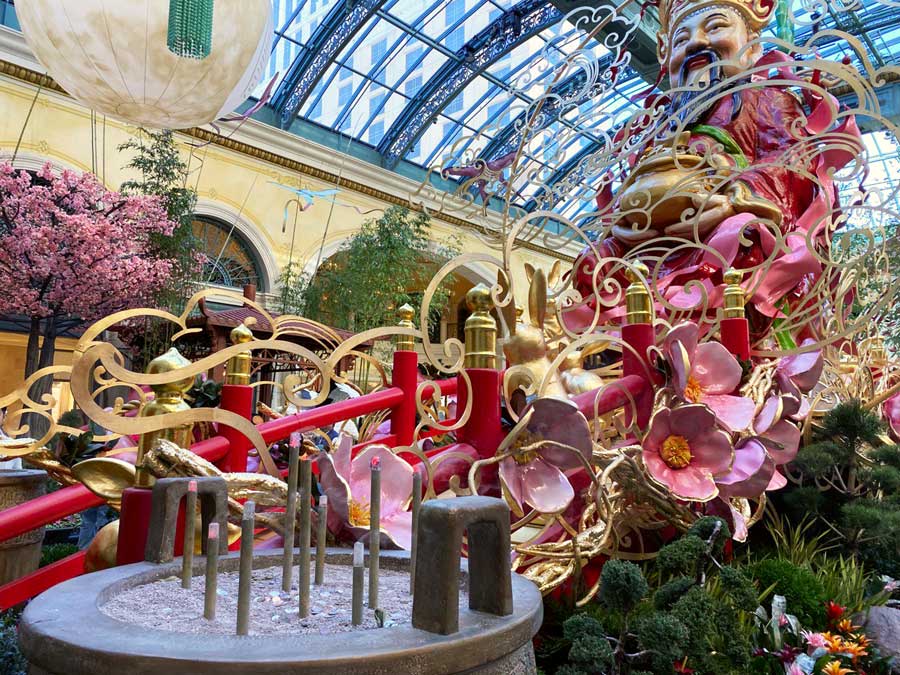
[
  {"x1": 256, "y1": 0, "x2": 900, "y2": 221},
  {"x1": 4, "y1": 0, "x2": 895, "y2": 219}
]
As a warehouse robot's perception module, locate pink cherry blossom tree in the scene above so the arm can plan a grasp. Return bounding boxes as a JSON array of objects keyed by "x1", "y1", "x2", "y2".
[{"x1": 0, "y1": 162, "x2": 176, "y2": 401}]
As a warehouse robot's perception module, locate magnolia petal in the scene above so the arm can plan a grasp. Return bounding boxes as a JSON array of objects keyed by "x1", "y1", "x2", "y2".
[
  {"x1": 499, "y1": 456, "x2": 525, "y2": 509},
  {"x1": 380, "y1": 511, "x2": 413, "y2": 550},
  {"x1": 777, "y1": 341, "x2": 823, "y2": 393},
  {"x1": 353, "y1": 444, "x2": 414, "y2": 514},
  {"x1": 703, "y1": 394, "x2": 755, "y2": 431},
  {"x1": 644, "y1": 408, "x2": 674, "y2": 455},
  {"x1": 762, "y1": 420, "x2": 801, "y2": 465},
  {"x1": 766, "y1": 469, "x2": 788, "y2": 491},
  {"x1": 692, "y1": 342, "x2": 742, "y2": 394},
  {"x1": 885, "y1": 393, "x2": 900, "y2": 441},
  {"x1": 669, "y1": 404, "x2": 716, "y2": 438},
  {"x1": 665, "y1": 322, "x2": 699, "y2": 360},
  {"x1": 717, "y1": 438, "x2": 767, "y2": 484},
  {"x1": 334, "y1": 433, "x2": 353, "y2": 482},
  {"x1": 690, "y1": 429, "x2": 735, "y2": 476},
  {"x1": 527, "y1": 397, "x2": 593, "y2": 469},
  {"x1": 754, "y1": 396, "x2": 782, "y2": 435},
  {"x1": 316, "y1": 451, "x2": 353, "y2": 533},
  {"x1": 718, "y1": 448, "x2": 775, "y2": 499},
  {"x1": 521, "y1": 458, "x2": 575, "y2": 513},
  {"x1": 670, "y1": 340, "x2": 692, "y2": 395},
  {"x1": 669, "y1": 466, "x2": 719, "y2": 502}
]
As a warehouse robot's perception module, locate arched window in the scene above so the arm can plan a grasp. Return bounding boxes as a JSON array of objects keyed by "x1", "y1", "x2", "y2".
[{"x1": 192, "y1": 216, "x2": 265, "y2": 291}]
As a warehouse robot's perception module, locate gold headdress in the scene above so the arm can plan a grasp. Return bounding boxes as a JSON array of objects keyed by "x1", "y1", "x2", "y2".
[{"x1": 657, "y1": 0, "x2": 776, "y2": 64}]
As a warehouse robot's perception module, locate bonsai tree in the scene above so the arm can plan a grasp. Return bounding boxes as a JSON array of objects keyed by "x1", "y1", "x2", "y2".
[
  {"x1": 783, "y1": 400, "x2": 900, "y2": 576},
  {"x1": 557, "y1": 517, "x2": 758, "y2": 675}
]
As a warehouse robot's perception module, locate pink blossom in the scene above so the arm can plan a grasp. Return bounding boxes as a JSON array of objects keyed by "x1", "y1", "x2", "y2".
[
  {"x1": 498, "y1": 398, "x2": 592, "y2": 514},
  {"x1": 776, "y1": 339, "x2": 824, "y2": 400},
  {"x1": 884, "y1": 392, "x2": 900, "y2": 441},
  {"x1": 787, "y1": 662, "x2": 805, "y2": 675},
  {"x1": 665, "y1": 323, "x2": 755, "y2": 431},
  {"x1": 0, "y1": 163, "x2": 176, "y2": 325},
  {"x1": 316, "y1": 435, "x2": 413, "y2": 549},
  {"x1": 716, "y1": 395, "x2": 802, "y2": 498},
  {"x1": 801, "y1": 630, "x2": 829, "y2": 652},
  {"x1": 642, "y1": 404, "x2": 734, "y2": 501}
]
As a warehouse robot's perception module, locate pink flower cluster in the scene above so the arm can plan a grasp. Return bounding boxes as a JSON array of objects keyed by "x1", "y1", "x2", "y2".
[
  {"x1": 0, "y1": 163, "x2": 177, "y2": 321},
  {"x1": 642, "y1": 323, "x2": 822, "y2": 537}
]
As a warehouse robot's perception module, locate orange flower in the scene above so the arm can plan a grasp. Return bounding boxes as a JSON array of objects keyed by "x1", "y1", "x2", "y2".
[
  {"x1": 820, "y1": 660, "x2": 854, "y2": 675},
  {"x1": 842, "y1": 641, "x2": 869, "y2": 660},
  {"x1": 850, "y1": 633, "x2": 871, "y2": 648},
  {"x1": 836, "y1": 618, "x2": 860, "y2": 634}
]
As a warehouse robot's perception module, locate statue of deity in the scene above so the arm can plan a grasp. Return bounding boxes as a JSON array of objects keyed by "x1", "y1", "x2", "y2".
[{"x1": 567, "y1": 0, "x2": 860, "y2": 341}]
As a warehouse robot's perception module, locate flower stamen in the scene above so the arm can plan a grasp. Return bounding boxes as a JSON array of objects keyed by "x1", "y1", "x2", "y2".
[
  {"x1": 684, "y1": 375, "x2": 703, "y2": 402},
  {"x1": 348, "y1": 498, "x2": 370, "y2": 527},
  {"x1": 660, "y1": 434, "x2": 692, "y2": 469}
]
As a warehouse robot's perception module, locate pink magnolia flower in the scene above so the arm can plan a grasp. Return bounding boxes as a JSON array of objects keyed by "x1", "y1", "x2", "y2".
[
  {"x1": 884, "y1": 392, "x2": 900, "y2": 441},
  {"x1": 642, "y1": 404, "x2": 734, "y2": 501},
  {"x1": 499, "y1": 398, "x2": 592, "y2": 514},
  {"x1": 665, "y1": 323, "x2": 755, "y2": 431},
  {"x1": 716, "y1": 395, "x2": 802, "y2": 498},
  {"x1": 316, "y1": 435, "x2": 414, "y2": 549},
  {"x1": 776, "y1": 339, "x2": 824, "y2": 401}
]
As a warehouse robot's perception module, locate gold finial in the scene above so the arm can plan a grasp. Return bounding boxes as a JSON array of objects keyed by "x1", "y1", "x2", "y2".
[
  {"x1": 723, "y1": 268, "x2": 745, "y2": 319},
  {"x1": 465, "y1": 284, "x2": 497, "y2": 369},
  {"x1": 869, "y1": 335, "x2": 887, "y2": 367},
  {"x1": 230, "y1": 321, "x2": 253, "y2": 345},
  {"x1": 396, "y1": 303, "x2": 416, "y2": 351},
  {"x1": 625, "y1": 262, "x2": 652, "y2": 325},
  {"x1": 226, "y1": 320, "x2": 254, "y2": 385},
  {"x1": 135, "y1": 347, "x2": 194, "y2": 488}
]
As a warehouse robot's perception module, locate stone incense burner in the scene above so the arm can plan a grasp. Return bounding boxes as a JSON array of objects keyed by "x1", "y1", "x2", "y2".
[{"x1": 19, "y1": 497, "x2": 543, "y2": 675}]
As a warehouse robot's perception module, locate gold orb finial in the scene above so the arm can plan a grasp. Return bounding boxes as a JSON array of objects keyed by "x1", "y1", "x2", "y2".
[
  {"x1": 723, "y1": 268, "x2": 743, "y2": 286},
  {"x1": 624, "y1": 261, "x2": 649, "y2": 284},
  {"x1": 466, "y1": 283, "x2": 493, "y2": 313},
  {"x1": 396, "y1": 303, "x2": 416, "y2": 351},
  {"x1": 230, "y1": 321, "x2": 253, "y2": 345},
  {"x1": 147, "y1": 348, "x2": 193, "y2": 396}
]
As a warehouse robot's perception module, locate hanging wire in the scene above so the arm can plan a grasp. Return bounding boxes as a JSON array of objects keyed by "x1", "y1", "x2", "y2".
[{"x1": 12, "y1": 82, "x2": 43, "y2": 164}]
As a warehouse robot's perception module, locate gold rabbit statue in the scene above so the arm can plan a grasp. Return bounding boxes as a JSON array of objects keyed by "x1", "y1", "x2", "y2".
[{"x1": 500, "y1": 263, "x2": 604, "y2": 413}]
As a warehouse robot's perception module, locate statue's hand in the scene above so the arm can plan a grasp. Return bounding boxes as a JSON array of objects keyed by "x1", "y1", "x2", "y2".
[{"x1": 663, "y1": 193, "x2": 735, "y2": 241}]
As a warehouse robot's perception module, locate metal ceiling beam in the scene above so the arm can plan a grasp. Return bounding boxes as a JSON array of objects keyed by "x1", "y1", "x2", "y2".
[
  {"x1": 550, "y1": 0, "x2": 661, "y2": 84},
  {"x1": 272, "y1": 0, "x2": 389, "y2": 128},
  {"x1": 377, "y1": 0, "x2": 562, "y2": 169},
  {"x1": 480, "y1": 54, "x2": 623, "y2": 161}
]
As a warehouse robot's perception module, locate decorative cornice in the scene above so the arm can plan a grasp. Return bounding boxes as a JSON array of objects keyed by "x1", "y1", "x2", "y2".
[{"x1": 0, "y1": 45, "x2": 575, "y2": 263}]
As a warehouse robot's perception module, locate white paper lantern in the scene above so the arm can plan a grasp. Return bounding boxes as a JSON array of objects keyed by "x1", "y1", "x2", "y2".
[{"x1": 16, "y1": 0, "x2": 272, "y2": 129}]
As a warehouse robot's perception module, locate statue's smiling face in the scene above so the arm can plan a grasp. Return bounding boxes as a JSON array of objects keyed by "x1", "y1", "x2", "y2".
[{"x1": 668, "y1": 7, "x2": 759, "y2": 87}]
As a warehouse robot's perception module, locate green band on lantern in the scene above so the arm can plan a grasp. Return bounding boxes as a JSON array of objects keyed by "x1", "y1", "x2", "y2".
[{"x1": 168, "y1": 0, "x2": 215, "y2": 60}]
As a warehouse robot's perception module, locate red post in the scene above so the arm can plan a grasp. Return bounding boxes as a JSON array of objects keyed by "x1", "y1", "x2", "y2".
[
  {"x1": 456, "y1": 369, "x2": 504, "y2": 457},
  {"x1": 390, "y1": 350, "x2": 418, "y2": 447},
  {"x1": 622, "y1": 263, "x2": 657, "y2": 428},
  {"x1": 218, "y1": 383, "x2": 254, "y2": 472},
  {"x1": 720, "y1": 268, "x2": 751, "y2": 361},
  {"x1": 721, "y1": 318, "x2": 751, "y2": 361}
]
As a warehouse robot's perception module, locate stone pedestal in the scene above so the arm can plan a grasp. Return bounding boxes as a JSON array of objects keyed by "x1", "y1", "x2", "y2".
[
  {"x1": 0, "y1": 469, "x2": 47, "y2": 586},
  {"x1": 19, "y1": 549, "x2": 543, "y2": 675}
]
